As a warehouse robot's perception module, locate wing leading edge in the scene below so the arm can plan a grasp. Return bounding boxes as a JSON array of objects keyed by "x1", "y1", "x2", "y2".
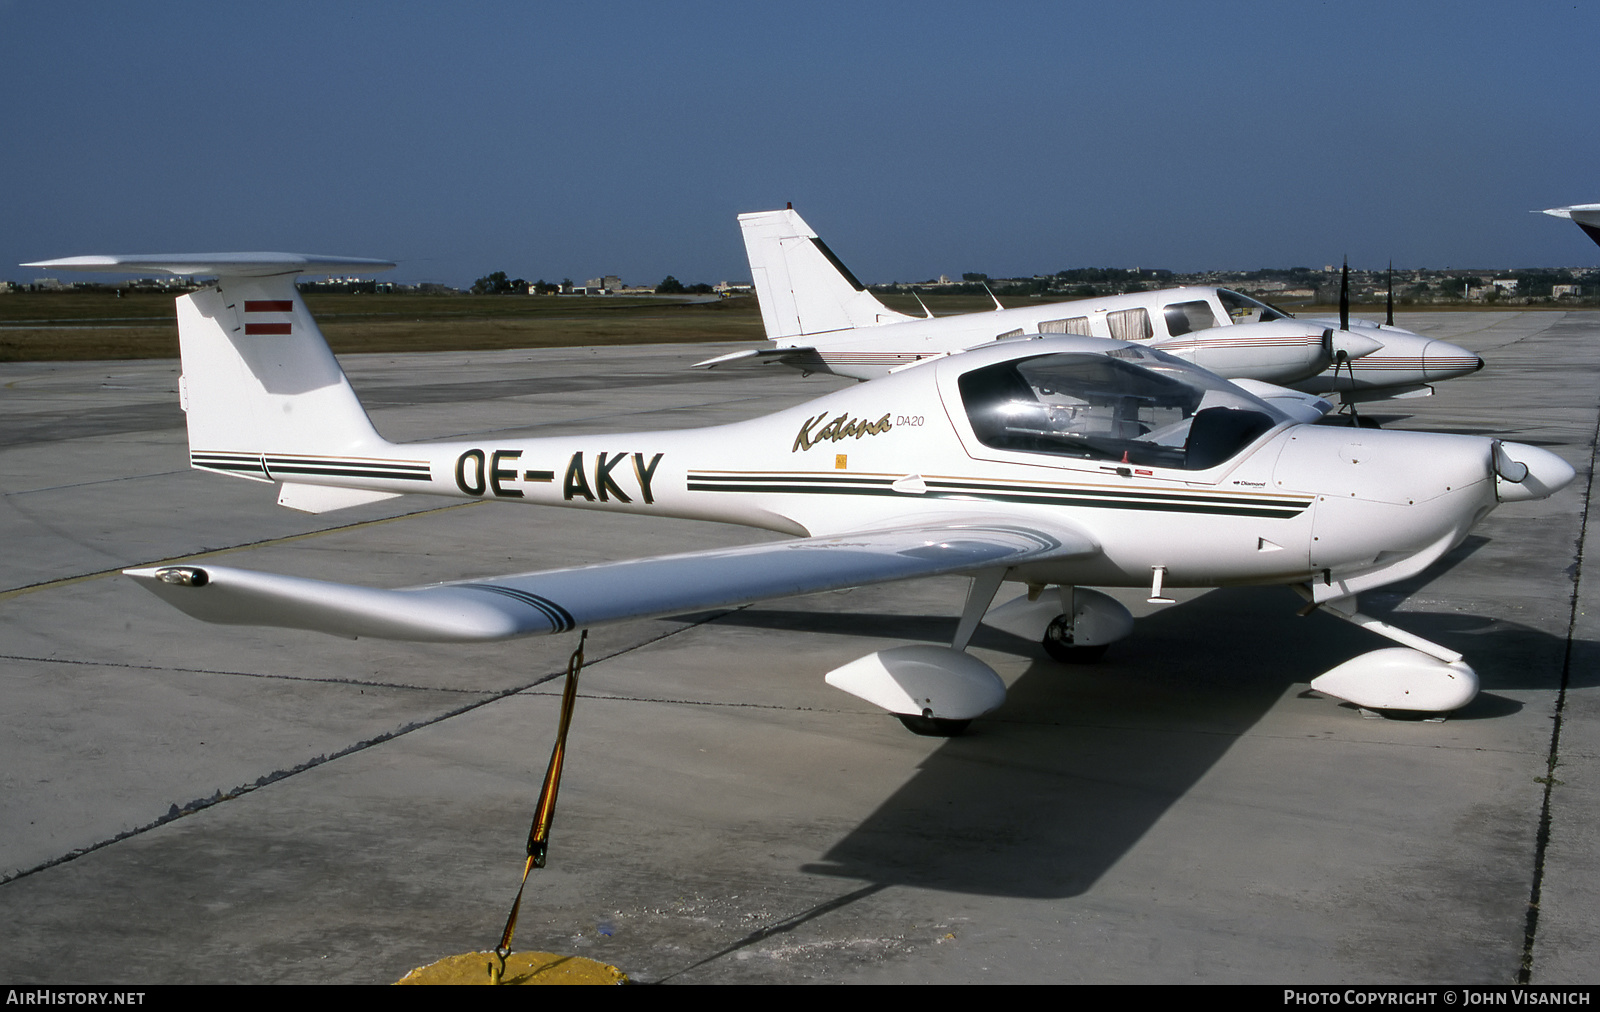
[{"x1": 124, "y1": 518, "x2": 1098, "y2": 642}]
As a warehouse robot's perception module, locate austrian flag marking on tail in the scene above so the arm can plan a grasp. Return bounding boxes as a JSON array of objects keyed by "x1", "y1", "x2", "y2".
[{"x1": 242, "y1": 299, "x2": 295, "y2": 335}]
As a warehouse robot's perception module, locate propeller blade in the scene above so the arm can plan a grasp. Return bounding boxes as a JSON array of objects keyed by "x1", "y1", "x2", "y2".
[
  {"x1": 1386, "y1": 261, "x2": 1394, "y2": 326},
  {"x1": 1339, "y1": 258, "x2": 1350, "y2": 331}
]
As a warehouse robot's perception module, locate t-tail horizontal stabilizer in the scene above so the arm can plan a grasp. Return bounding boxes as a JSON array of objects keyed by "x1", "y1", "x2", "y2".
[
  {"x1": 21, "y1": 252, "x2": 396, "y2": 278},
  {"x1": 20, "y1": 252, "x2": 400, "y2": 508}
]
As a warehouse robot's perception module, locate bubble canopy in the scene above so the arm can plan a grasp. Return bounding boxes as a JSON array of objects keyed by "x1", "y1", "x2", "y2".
[{"x1": 956, "y1": 345, "x2": 1289, "y2": 471}]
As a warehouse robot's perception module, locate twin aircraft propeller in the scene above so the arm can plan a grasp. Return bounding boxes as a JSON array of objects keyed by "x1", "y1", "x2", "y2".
[{"x1": 23, "y1": 227, "x2": 1572, "y2": 734}]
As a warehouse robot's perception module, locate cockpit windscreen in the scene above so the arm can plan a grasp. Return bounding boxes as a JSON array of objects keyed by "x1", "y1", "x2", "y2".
[
  {"x1": 958, "y1": 347, "x2": 1284, "y2": 471},
  {"x1": 1217, "y1": 289, "x2": 1293, "y2": 324}
]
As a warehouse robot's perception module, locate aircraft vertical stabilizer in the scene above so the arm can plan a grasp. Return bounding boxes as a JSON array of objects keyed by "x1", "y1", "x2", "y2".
[
  {"x1": 20, "y1": 254, "x2": 397, "y2": 491},
  {"x1": 174, "y1": 275, "x2": 390, "y2": 476},
  {"x1": 738, "y1": 208, "x2": 913, "y2": 343}
]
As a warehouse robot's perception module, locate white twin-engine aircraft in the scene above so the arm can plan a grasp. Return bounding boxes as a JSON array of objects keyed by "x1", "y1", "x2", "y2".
[
  {"x1": 702, "y1": 208, "x2": 1484, "y2": 409},
  {"x1": 28, "y1": 252, "x2": 1573, "y2": 734}
]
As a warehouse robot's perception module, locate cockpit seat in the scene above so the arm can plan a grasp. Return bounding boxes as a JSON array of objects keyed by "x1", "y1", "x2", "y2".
[{"x1": 1184, "y1": 407, "x2": 1277, "y2": 470}]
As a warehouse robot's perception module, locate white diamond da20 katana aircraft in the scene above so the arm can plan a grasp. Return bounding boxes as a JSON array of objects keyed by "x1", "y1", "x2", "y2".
[
  {"x1": 701, "y1": 208, "x2": 1484, "y2": 413},
  {"x1": 26, "y1": 251, "x2": 1573, "y2": 734}
]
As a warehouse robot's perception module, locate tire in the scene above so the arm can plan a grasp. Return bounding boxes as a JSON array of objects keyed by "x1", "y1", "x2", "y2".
[
  {"x1": 1042, "y1": 615, "x2": 1110, "y2": 664},
  {"x1": 897, "y1": 713, "x2": 973, "y2": 737}
]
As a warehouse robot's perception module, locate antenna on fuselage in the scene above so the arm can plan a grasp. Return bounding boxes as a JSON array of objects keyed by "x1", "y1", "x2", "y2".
[
  {"x1": 909, "y1": 287, "x2": 934, "y2": 319},
  {"x1": 981, "y1": 281, "x2": 1004, "y2": 311}
]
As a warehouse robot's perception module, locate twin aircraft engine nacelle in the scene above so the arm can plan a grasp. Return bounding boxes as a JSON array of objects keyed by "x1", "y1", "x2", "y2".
[{"x1": 1155, "y1": 320, "x2": 1384, "y2": 385}]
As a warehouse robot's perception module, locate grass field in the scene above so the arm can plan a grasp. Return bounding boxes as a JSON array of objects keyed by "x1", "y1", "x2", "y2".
[
  {"x1": 0, "y1": 288, "x2": 1564, "y2": 361},
  {"x1": 0, "y1": 292, "x2": 774, "y2": 361}
]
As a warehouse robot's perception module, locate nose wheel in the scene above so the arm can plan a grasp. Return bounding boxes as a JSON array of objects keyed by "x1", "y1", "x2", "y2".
[{"x1": 1297, "y1": 590, "x2": 1479, "y2": 714}]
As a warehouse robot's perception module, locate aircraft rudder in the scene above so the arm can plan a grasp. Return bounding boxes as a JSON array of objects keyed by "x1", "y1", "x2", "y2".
[{"x1": 177, "y1": 273, "x2": 389, "y2": 481}]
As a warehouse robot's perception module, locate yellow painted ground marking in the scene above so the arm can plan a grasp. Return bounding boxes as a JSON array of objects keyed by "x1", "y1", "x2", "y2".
[{"x1": 397, "y1": 951, "x2": 627, "y2": 985}]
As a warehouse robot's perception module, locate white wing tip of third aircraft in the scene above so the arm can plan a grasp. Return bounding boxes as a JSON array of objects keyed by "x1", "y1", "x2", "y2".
[{"x1": 1537, "y1": 203, "x2": 1600, "y2": 218}]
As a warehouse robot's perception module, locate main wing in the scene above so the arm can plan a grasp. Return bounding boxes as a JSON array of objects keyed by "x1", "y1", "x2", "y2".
[{"x1": 125, "y1": 518, "x2": 1098, "y2": 642}]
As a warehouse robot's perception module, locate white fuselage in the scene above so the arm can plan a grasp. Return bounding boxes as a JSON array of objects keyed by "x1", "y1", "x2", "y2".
[
  {"x1": 793, "y1": 287, "x2": 1482, "y2": 395},
  {"x1": 211, "y1": 337, "x2": 1525, "y2": 597}
]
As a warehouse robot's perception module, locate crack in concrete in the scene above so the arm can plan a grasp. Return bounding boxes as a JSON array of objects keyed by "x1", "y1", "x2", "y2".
[
  {"x1": 1517, "y1": 376, "x2": 1599, "y2": 983},
  {"x1": 0, "y1": 651, "x2": 492, "y2": 693},
  {"x1": 0, "y1": 608, "x2": 742, "y2": 887},
  {"x1": 0, "y1": 499, "x2": 480, "y2": 599}
]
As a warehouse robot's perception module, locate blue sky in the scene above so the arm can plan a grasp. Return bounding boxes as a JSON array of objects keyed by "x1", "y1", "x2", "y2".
[{"x1": 4, "y1": 0, "x2": 1598, "y2": 287}]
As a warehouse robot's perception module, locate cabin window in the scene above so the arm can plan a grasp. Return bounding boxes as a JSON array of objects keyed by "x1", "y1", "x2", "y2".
[
  {"x1": 957, "y1": 350, "x2": 1279, "y2": 471},
  {"x1": 1039, "y1": 317, "x2": 1093, "y2": 336},
  {"x1": 995, "y1": 328, "x2": 1024, "y2": 340},
  {"x1": 1162, "y1": 300, "x2": 1217, "y2": 337},
  {"x1": 1105, "y1": 308, "x2": 1153, "y2": 342}
]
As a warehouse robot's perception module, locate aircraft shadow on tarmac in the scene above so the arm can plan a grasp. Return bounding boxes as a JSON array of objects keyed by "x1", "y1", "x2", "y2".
[{"x1": 692, "y1": 541, "x2": 1583, "y2": 900}]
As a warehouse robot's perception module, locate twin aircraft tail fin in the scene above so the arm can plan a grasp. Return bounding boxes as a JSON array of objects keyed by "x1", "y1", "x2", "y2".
[
  {"x1": 738, "y1": 208, "x2": 912, "y2": 342},
  {"x1": 21, "y1": 253, "x2": 401, "y2": 509}
]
